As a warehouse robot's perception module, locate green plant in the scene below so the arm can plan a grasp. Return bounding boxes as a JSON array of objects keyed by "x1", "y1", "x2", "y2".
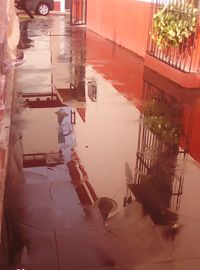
[
  {"x1": 143, "y1": 97, "x2": 182, "y2": 144},
  {"x1": 151, "y1": 2, "x2": 199, "y2": 49}
]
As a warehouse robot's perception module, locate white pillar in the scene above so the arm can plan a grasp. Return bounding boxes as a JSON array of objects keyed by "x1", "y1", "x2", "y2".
[{"x1": 60, "y1": 0, "x2": 65, "y2": 12}]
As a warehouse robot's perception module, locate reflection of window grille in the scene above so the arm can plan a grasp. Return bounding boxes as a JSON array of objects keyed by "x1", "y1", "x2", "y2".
[
  {"x1": 71, "y1": 110, "x2": 76, "y2": 124},
  {"x1": 88, "y1": 81, "x2": 97, "y2": 102},
  {"x1": 0, "y1": 40, "x2": 7, "y2": 109},
  {"x1": 133, "y1": 81, "x2": 185, "y2": 212},
  {"x1": 0, "y1": 44, "x2": 5, "y2": 75},
  {"x1": 70, "y1": 28, "x2": 86, "y2": 88},
  {"x1": 147, "y1": 0, "x2": 200, "y2": 73}
]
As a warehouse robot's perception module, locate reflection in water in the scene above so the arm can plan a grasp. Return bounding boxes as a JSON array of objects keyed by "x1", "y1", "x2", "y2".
[
  {"x1": 124, "y1": 162, "x2": 134, "y2": 207},
  {"x1": 67, "y1": 149, "x2": 98, "y2": 208},
  {"x1": 1, "y1": 14, "x2": 200, "y2": 270},
  {"x1": 129, "y1": 81, "x2": 185, "y2": 227},
  {"x1": 0, "y1": 96, "x2": 26, "y2": 267},
  {"x1": 17, "y1": 20, "x2": 34, "y2": 52},
  {"x1": 56, "y1": 107, "x2": 76, "y2": 161},
  {"x1": 56, "y1": 27, "x2": 86, "y2": 108},
  {"x1": 0, "y1": 21, "x2": 118, "y2": 268},
  {"x1": 88, "y1": 80, "x2": 97, "y2": 102}
]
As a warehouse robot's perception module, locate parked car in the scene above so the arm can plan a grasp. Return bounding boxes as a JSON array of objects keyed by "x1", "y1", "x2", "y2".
[{"x1": 15, "y1": 0, "x2": 54, "y2": 16}]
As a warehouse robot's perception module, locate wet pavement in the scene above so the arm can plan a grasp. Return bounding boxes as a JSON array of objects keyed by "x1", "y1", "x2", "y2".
[{"x1": 1, "y1": 13, "x2": 200, "y2": 270}]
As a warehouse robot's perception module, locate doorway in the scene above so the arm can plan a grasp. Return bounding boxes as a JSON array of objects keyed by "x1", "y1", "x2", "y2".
[{"x1": 70, "y1": 0, "x2": 87, "y2": 25}]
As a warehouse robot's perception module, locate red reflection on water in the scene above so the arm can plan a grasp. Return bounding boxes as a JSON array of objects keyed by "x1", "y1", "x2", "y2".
[{"x1": 86, "y1": 30, "x2": 200, "y2": 163}]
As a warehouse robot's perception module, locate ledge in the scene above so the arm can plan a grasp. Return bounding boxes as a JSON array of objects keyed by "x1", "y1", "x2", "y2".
[
  {"x1": 145, "y1": 54, "x2": 200, "y2": 89},
  {"x1": 0, "y1": 68, "x2": 15, "y2": 243}
]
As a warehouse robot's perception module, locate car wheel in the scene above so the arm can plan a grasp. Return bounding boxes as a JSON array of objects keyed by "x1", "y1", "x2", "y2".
[{"x1": 36, "y1": 3, "x2": 49, "y2": 15}]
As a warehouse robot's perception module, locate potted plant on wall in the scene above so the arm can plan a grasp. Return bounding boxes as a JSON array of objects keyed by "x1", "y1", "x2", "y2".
[{"x1": 151, "y1": 2, "x2": 199, "y2": 55}]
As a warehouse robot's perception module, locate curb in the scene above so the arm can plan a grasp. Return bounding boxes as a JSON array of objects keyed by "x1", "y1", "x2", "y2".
[{"x1": 0, "y1": 67, "x2": 15, "y2": 242}]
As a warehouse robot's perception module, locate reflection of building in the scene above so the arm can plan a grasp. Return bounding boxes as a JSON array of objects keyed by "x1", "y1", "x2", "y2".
[
  {"x1": 129, "y1": 81, "x2": 185, "y2": 225},
  {"x1": 22, "y1": 93, "x2": 64, "y2": 108},
  {"x1": 21, "y1": 95, "x2": 68, "y2": 168},
  {"x1": 23, "y1": 152, "x2": 64, "y2": 167},
  {"x1": 0, "y1": 1, "x2": 9, "y2": 110},
  {"x1": 23, "y1": 106, "x2": 75, "y2": 168},
  {"x1": 55, "y1": 27, "x2": 87, "y2": 121},
  {"x1": 67, "y1": 150, "x2": 98, "y2": 206},
  {"x1": 55, "y1": 107, "x2": 99, "y2": 208}
]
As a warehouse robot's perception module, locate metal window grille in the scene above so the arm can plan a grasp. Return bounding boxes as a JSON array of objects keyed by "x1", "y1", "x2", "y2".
[
  {"x1": 147, "y1": 0, "x2": 200, "y2": 73},
  {"x1": 70, "y1": 0, "x2": 87, "y2": 25},
  {"x1": 88, "y1": 80, "x2": 97, "y2": 102}
]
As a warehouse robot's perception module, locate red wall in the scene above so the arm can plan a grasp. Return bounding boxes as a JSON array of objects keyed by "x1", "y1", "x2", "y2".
[
  {"x1": 185, "y1": 104, "x2": 200, "y2": 164},
  {"x1": 86, "y1": 30, "x2": 144, "y2": 102},
  {"x1": 87, "y1": 0, "x2": 151, "y2": 58},
  {"x1": 86, "y1": 0, "x2": 200, "y2": 163},
  {"x1": 54, "y1": 1, "x2": 61, "y2": 11}
]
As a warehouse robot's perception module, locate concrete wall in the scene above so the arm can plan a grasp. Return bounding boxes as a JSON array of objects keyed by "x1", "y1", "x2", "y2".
[
  {"x1": 0, "y1": 0, "x2": 19, "y2": 243},
  {"x1": 1, "y1": 0, "x2": 19, "y2": 100},
  {"x1": 87, "y1": 0, "x2": 151, "y2": 57}
]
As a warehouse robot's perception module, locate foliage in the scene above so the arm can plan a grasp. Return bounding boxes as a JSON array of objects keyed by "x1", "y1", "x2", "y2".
[
  {"x1": 143, "y1": 96, "x2": 182, "y2": 144},
  {"x1": 151, "y1": 2, "x2": 198, "y2": 49}
]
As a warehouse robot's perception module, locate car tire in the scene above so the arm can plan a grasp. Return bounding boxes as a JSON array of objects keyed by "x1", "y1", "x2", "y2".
[{"x1": 36, "y1": 3, "x2": 50, "y2": 16}]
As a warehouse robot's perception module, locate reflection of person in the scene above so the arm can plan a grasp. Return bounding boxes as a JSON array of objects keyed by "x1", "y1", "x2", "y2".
[
  {"x1": 55, "y1": 107, "x2": 76, "y2": 163},
  {"x1": 19, "y1": 0, "x2": 34, "y2": 19}
]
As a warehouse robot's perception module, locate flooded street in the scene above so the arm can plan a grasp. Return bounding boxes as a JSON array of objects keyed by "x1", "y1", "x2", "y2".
[{"x1": 1, "y1": 14, "x2": 200, "y2": 269}]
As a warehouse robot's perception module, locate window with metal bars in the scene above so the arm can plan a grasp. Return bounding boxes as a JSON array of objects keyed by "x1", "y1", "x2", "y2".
[{"x1": 147, "y1": 0, "x2": 200, "y2": 73}]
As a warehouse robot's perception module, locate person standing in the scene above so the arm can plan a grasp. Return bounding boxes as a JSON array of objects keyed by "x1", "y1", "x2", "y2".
[{"x1": 19, "y1": 0, "x2": 34, "y2": 19}]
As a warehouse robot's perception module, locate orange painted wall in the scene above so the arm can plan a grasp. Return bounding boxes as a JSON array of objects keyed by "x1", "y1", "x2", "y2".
[
  {"x1": 87, "y1": 0, "x2": 151, "y2": 58},
  {"x1": 185, "y1": 104, "x2": 200, "y2": 164},
  {"x1": 86, "y1": 30, "x2": 144, "y2": 102}
]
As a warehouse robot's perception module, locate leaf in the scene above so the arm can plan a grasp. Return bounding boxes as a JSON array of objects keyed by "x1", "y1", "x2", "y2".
[{"x1": 151, "y1": 2, "x2": 198, "y2": 49}]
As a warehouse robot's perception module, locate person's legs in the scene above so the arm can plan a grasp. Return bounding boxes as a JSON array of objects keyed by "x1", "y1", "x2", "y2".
[{"x1": 20, "y1": 0, "x2": 34, "y2": 19}]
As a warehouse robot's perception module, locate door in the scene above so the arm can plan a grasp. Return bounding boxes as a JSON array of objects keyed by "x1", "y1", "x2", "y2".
[
  {"x1": 65, "y1": 0, "x2": 71, "y2": 9},
  {"x1": 70, "y1": 0, "x2": 87, "y2": 25}
]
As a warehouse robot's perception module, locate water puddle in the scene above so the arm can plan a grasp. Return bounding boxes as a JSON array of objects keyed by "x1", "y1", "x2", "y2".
[{"x1": 1, "y1": 15, "x2": 200, "y2": 270}]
